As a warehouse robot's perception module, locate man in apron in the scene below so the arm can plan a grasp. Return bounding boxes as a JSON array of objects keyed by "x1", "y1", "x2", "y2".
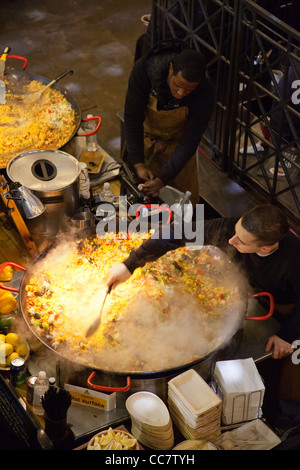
[{"x1": 123, "y1": 45, "x2": 215, "y2": 206}]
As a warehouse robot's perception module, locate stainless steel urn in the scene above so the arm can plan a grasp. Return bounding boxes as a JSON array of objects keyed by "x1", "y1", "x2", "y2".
[{"x1": 7, "y1": 149, "x2": 81, "y2": 250}]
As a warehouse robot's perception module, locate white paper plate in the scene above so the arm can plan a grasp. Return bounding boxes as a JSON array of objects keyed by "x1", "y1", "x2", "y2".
[{"x1": 126, "y1": 391, "x2": 170, "y2": 427}]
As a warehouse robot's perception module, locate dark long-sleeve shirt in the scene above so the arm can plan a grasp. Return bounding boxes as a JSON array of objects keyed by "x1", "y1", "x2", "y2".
[
  {"x1": 123, "y1": 218, "x2": 300, "y2": 344},
  {"x1": 124, "y1": 54, "x2": 215, "y2": 184}
]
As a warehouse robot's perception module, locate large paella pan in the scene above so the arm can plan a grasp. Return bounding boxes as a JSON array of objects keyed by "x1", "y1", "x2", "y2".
[
  {"x1": 3, "y1": 233, "x2": 257, "y2": 378},
  {"x1": 0, "y1": 69, "x2": 82, "y2": 169}
]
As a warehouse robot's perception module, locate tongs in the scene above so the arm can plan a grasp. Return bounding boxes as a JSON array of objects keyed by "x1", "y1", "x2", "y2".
[
  {"x1": 25, "y1": 70, "x2": 73, "y2": 103},
  {"x1": 85, "y1": 285, "x2": 112, "y2": 338}
]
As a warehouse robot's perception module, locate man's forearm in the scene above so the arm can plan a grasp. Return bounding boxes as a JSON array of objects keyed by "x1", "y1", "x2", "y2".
[
  {"x1": 122, "y1": 216, "x2": 236, "y2": 273},
  {"x1": 123, "y1": 231, "x2": 183, "y2": 273}
]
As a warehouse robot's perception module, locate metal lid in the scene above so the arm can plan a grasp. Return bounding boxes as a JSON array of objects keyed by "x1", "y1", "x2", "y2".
[
  {"x1": 11, "y1": 357, "x2": 25, "y2": 367},
  {"x1": 6, "y1": 149, "x2": 81, "y2": 191}
]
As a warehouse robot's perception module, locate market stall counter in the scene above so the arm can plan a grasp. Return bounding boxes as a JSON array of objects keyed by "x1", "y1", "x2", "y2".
[
  {"x1": 0, "y1": 243, "x2": 281, "y2": 450},
  {"x1": 0, "y1": 131, "x2": 283, "y2": 450}
]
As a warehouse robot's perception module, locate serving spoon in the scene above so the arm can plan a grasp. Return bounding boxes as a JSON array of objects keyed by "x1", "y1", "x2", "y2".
[
  {"x1": 85, "y1": 285, "x2": 112, "y2": 338},
  {"x1": 25, "y1": 70, "x2": 73, "y2": 103}
]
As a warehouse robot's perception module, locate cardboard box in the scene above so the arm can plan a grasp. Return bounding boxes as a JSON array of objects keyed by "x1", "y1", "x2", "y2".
[{"x1": 65, "y1": 383, "x2": 116, "y2": 411}]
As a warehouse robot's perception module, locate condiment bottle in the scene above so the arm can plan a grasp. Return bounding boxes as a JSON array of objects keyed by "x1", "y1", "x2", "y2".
[
  {"x1": 48, "y1": 377, "x2": 56, "y2": 388},
  {"x1": 84, "y1": 114, "x2": 98, "y2": 151},
  {"x1": 79, "y1": 162, "x2": 91, "y2": 201},
  {"x1": 33, "y1": 371, "x2": 49, "y2": 416},
  {"x1": 101, "y1": 182, "x2": 114, "y2": 203}
]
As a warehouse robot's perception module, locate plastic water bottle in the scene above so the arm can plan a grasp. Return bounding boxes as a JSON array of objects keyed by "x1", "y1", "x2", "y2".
[
  {"x1": 101, "y1": 182, "x2": 114, "y2": 203},
  {"x1": 84, "y1": 114, "x2": 98, "y2": 151},
  {"x1": 172, "y1": 191, "x2": 192, "y2": 223},
  {"x1": 173, "y1": 190, "x2": 191, "y2": 212},
  {"x1": 79, "y1": 162, "x2": 91, "y2": 200},
  {"x1": 33, "y1": 371, "x2": 49, "y2": 416},
  {"x1": 174, "y1": 190, "x2": 192, "y2": 206}
]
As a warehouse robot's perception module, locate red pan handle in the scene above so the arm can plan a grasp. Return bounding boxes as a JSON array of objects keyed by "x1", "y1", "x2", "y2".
[
  {"x1": 87, "y1": 371, "x2": 131, "y2": 392},
  {"x1": 0, "y1": 262, "x2": 26, "y2": 293},
  {"x1": 136, "y1": 204, "x2": 172, "y2": 225},
  {"x1": 77, "y1": 116, "x2": 102, "y2": 137},
  {"x1": 6, "y1": 55, "x2": 28, "y2": 70},
  {"x1": 246, "y1": 291, "x2": 274, "y2": 321}
]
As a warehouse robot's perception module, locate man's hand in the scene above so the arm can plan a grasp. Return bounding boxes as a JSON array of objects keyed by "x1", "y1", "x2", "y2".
[
  {"x1": 265, "y1": 334, "x2": 294, "y2": 359},
  {"x1": 138, "y1": 177, "x2": 164, "y2": 197},
  {"x1": 134, "y1": 163, "x2": 154, "y2": 181},
  {"x1": 107, "y1": 263, "x2": 131, "y2": 290}
]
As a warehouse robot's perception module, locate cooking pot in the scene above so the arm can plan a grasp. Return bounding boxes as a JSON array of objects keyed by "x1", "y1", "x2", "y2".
[
  {"x1": 0, "y1": 243, "x2": 274, "y2": 395},
  {"x1": 6, "y1": 149, "x2": 82, "y2": 250},
  {"x1": 1, "y1": 66, "x2": 102, "y2": 169}
]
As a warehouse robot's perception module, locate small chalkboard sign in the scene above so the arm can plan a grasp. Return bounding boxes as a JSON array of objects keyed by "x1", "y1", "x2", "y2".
[{"x1": 0, "y1": 374, "x2": 53, "y2": 450}]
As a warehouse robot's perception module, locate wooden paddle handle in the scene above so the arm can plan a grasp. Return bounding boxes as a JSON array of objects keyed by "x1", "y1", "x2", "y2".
[{"x1": 0, "y1": 46, "x2": 11, "y2": 61}]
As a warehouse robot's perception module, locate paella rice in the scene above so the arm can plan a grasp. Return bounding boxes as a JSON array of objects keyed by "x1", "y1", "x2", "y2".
[
  {"x1": 0, "y1": 78, "x2": 77, "y2": 167},
  {"x1": 24, "y1": 234, "x2": 245, "y2": 373}
]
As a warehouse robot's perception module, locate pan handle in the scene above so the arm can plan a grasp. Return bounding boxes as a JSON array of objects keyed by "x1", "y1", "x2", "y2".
[
  {"x1": 6, "y1": 55, "x2": 28, "y2": 70},
  {"x1": 136, "y1": 204, "x2": 173, "y2": 225},
  {"x1": 0, "y1": 262, "x2": 26, "y2": 293},
  {"x1": 246, "y1": 291, "x2": 275, "y2": 321},
  {"x1": 87, "y1": 371, "x2": 131, "y2": 392},
  {"x1": 77, "y1": 116, "x2": 102, "y2": 137}
]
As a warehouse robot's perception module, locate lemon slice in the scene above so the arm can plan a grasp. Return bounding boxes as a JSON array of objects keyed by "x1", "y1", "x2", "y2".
[
  {"x1": 103, "y1": 440, "x2": 114, "y2": 450},
  {"x1": 121, "y1": 437, "x2": 137, "y2": 448},
  {"x1": 99, "y1": 434, "x2": 112, "y2": 446},
  {"x1": 115, "y1": 432, "x2": 124, "y2": 444},
  {"x1": 111, "y1": 441, "x2": 122, "y2": 450}
]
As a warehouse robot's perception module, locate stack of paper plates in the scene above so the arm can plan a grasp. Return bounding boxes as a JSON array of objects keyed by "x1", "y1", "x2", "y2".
[
  {"x1": 168, "y1": 369, "x2": 222, "y2": 441},
  {"x1": 126, "y1": 391, "x2": 174, "y2": 450}
]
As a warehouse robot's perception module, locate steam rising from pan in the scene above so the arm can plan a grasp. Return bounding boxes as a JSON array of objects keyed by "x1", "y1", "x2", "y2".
[{"x1": 19, "y1": 236, "x2": 249, "y2": 375}]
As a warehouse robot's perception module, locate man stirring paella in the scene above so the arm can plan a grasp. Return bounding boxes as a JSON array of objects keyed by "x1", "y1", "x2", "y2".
[{"x1": 107, "y1": 204, "x2": 300, "y2": 431}]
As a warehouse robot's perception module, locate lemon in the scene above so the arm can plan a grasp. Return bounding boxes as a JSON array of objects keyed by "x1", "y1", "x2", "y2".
[
  {"x1": 6, "y1": 351, "x2": 19, "y2": 365},
  {"x1": 16, "y1": 343, "x2": 28, "y2": 357},
  {"x1": 99, "y1": 434, "x2": 113, "y2": 446},
  {"x1": 115, "y1": 432, "x2": 123, "y2": 444},
  {"x1": 5, "y1": 332, "x2": 19, "y2": 347},
  {"x1": 0, "y1": 342, "x2": 13, "y2": 357},
  {"x1": 0, "y1": 334, "x2": 5, "y2": 343},
  {"x1": 121, "y1": 437, "x2": 136, "y2": 448},
  {"x1": 110, "y1": 441, "x2": 122, "y2": 450}
]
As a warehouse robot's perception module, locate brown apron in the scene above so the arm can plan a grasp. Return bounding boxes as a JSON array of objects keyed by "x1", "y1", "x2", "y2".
[{"x1": 143, "y1": 94, "x2": 199, "y2": 206}]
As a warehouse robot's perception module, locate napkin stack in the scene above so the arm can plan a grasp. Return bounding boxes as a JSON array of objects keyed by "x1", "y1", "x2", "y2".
[{"x1": 213, "y1": 358, "x2": 265, "y2": 424}]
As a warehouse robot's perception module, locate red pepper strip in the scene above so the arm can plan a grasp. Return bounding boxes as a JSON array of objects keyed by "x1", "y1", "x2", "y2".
[{"x1": 81, "y1": 248, "x2": 91, "y2": 253}]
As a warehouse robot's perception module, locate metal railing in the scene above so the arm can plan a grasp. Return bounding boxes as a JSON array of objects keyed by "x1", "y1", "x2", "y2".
[{"x1": 149, "y1": 0, "x2": 300, "y2": 226}]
